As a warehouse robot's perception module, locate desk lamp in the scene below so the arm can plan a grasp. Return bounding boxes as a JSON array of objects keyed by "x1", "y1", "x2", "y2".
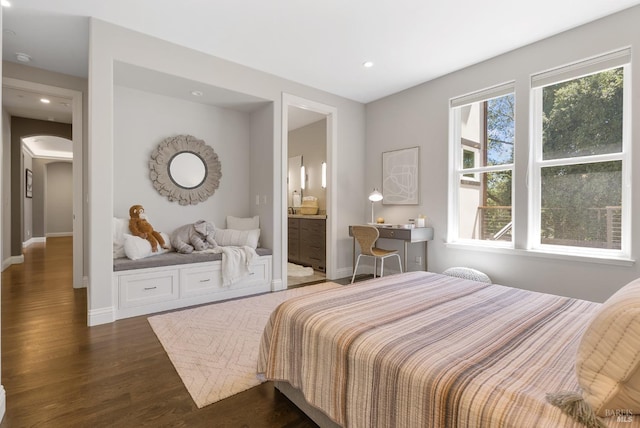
[{"x1": 368, "y1": 188, "x2": 383, "y2": 223}]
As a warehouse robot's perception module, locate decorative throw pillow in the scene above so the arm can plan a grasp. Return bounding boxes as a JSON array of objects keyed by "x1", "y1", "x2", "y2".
[
  {"x1": 123, "y1": 232, "x2": 171, "y2": 260},
  {"x1": 226, "y1": 215, "x2": 260, "y2": 230},
  {"x1": 113, "y1": 217, "x2": 130, "y2": 258},
  {"x1": 213, "y1": 228, "x2": 260, "y2": 249},
  {"x1": 547, "y1": 277, "x2": 640, "y2": 427},
  {"x1": 576, "y1": 278, "x2": 640, "y2": 415}
]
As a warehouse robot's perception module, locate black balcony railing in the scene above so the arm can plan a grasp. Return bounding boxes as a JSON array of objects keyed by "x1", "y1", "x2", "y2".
[{"x1": 475, "y1": 206, "x2": 621, "y2": 249}]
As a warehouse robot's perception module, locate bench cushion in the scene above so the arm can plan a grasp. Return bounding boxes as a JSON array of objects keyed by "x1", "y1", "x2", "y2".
[{"x1": 113, "y1": 247, "x2": 272, "y2": 272}]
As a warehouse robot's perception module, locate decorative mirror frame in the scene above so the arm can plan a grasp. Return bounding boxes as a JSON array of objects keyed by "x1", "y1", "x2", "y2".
[{"x1": 149, "y1": 134, "x2": 222, "y2": 205}]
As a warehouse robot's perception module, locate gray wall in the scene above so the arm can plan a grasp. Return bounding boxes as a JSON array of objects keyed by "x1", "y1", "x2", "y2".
[
  {"x1": 365, "y1": 6, "x2": 640, "y2": 302},
  {"x1": 2, "y1": 110, "x2": 10, "y2": 268},
  {"x1": 32, "y1": 158, "x2": 72, "y2": 238},
  {"x1": 44, "y1": 161, "x2": 73, "y2": 236},
  {"x1": 113, "y1": 85, "x2": 253, "y2": 232}
]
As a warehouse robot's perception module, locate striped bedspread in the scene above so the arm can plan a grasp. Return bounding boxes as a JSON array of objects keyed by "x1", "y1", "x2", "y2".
[{"x1": 258, "y1": 271, "x2": 638, "y2": 428}]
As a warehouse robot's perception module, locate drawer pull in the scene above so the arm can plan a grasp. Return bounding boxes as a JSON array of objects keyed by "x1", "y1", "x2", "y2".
[
  {"x1": 144, "y1": 286, "x2": 157, "y2": 291},
  {"x1": 199, "y1": 278, "x2": 211, "y2": 283}
]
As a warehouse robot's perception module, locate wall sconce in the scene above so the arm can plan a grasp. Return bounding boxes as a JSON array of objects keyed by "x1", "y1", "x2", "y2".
[
  {"x1": 368, "y1": 188, "x2": 383, "y2": 224},
  {"x1": 300, "y1": 165, "x2": 306, "y2": 190},
  {"x1": 321, "y1": 162, "x2": 327, "y2": 189}
]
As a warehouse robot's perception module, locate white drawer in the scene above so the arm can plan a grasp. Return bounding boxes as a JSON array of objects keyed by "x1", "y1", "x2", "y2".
[
  {"x1": 119, "y1": 270, "x2": 179, "y2": 308},
  {"x1": 243, "y1": 257, "x2": 269, "y2": 286},
  {"x1": 181, "y1": 263, "x2": 223, "y2": 297}
]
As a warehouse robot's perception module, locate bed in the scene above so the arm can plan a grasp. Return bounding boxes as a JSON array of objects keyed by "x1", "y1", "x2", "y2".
[{"x1": 258, "y1": 271, "x2": 640, "y2": 428}]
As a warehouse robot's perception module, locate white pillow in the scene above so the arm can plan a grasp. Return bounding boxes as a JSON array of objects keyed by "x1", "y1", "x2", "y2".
[
  {"x1": 214, "y1": 228, "x2": 260, "y2": 249},
  {"x1": 226, "y1": 215, "x2": 259, "y2": 230},
  {"x1": 123, "y1": 232, "x2": 171, "y2": 260},
  {"x1": 575, "y1": 277, "x2": 640, "y2": 416},
  {"x1": 113, "y1": 217, "x2": 130, "y2": 259}
]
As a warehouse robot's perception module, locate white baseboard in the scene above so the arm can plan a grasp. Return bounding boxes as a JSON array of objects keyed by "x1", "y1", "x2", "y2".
[
  {"x1": 0, "y1": 384, "x2": 6, "y2": 423},
  {"x1": 46, "y1": 232, "x2": 72, "y2": 238},
  {"x1": 87, "y1": 306, "x2": 115, "y2": 326},
  {"x1": 2, "y1": 255, "x2": 25, "y2": 271},
  {"x1": 22, "y1": 237, "x2": 46, "y2": 248}
]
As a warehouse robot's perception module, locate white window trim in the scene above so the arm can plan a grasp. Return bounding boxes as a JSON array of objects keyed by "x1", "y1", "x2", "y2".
[
  {"x1": 448, "y1": 50, "x2": 632, "y2": 264},
  {"x1": 448, "y1": 83, "x2": 515, "y2": 246},
  {"x1": 528, "y1": 59, "x2": 631, "y2": 259}
]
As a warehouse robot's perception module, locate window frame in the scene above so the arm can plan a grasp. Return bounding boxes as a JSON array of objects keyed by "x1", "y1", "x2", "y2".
[
  {"x1": 448, "y1": 83, "x2": 515, "y2": 247},
  {"x1": 447, "y1": 49, "x2": 632, "y2": 262},
  {"x1": 529, "y1": 58, "x2": 631, "y2": 259}
]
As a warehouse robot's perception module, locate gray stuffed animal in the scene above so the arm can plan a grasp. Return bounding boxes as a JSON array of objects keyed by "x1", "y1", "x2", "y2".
[{"x1": 171, "y1": 220, "x2": 218, "y2": 254}]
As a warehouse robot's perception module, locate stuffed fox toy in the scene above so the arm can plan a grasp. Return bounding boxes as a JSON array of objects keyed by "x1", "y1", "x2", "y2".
[{"x1": 128, "y1": 205, "x2": 169, "y2": 252}]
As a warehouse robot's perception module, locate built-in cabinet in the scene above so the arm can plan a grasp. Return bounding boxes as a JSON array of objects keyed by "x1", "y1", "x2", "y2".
[
  {"x1": 288, "y1": 217, "x2": 326, "y2": 272},
  {"x1": 113, "y1": 255, "x2": 272, "y2": 319}
]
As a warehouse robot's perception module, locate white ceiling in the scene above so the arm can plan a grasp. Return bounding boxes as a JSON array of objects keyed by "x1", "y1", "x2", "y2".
[{"x1": 4, "y1": 0, "x2": 640, "y2": 104}]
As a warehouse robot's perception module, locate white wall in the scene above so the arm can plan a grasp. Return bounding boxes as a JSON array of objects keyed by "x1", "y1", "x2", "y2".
[
  {"x1": 113, "y1": 86, "x2": 252, "y2": 232},
  {"x1": 289, "y1": 119, "x2": 327, "y2": 211},
  {"x1": 365, "y1": 5, "x2": 640, "y2": 302},
  {"x1": 88, "y1": 19, "x2": 365, "y2": 324}
]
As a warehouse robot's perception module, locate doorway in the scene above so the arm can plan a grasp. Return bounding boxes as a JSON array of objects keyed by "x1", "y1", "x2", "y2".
[
  {"x1": 2, "y1": 78, "x2": 84, "y2": 289},
  {"x1": 281, "y1": 94, "x2": 337, "y2": 288}
]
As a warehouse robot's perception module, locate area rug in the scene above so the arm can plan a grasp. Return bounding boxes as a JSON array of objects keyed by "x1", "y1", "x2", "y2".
[{"x1": 148, "y1": 282, "x2": 341, "y2": 408}]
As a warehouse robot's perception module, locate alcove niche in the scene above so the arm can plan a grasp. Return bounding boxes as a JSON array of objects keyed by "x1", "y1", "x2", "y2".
[{"x1": 112, "y1": 61, "x2": 274, "y2": 249}]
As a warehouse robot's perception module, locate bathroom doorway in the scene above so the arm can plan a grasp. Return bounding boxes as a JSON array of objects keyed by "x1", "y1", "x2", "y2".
[{"x1": 282, "y1": 94, "x2": 337, "y2": 288}]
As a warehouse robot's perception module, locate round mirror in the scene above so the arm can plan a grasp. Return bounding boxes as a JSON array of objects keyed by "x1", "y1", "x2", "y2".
[
  {"x1": 149, "y1": 135, "x2": 222, "y2": 205},
  {"x1": 169, "y1": 152, "x2": 207, "y2": 189}
]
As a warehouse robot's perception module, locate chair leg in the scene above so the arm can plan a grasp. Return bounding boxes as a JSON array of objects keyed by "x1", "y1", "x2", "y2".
[
  {"x1": 373, "y1": 258, "x2": 377, "y2": 278},
  {"x1": 380, "y1": 257, "x2": 385, "y2": 277},
  {"x1": 396, "y1": 254, "x2": 403, "y2": 273},
  {"x1": 351, "y1": 254, "x2": 363, "y2": 284}
]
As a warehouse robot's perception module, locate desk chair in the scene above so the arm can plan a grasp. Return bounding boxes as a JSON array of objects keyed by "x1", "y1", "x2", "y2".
[{"x1": 351, "y1": 225, "x2": 403, "y2": 284}]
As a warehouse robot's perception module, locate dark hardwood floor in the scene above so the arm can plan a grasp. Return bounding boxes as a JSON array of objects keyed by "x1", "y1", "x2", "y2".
[{"x1": 1, "y1": 237, "x2": 334, "y2": 427}]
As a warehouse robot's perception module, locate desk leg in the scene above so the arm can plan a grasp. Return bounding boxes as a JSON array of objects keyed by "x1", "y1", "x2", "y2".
[
  {"x1": 403, "y1": 241, "x2": 408, "y2": 272},
  {"x1": 424, "y1": 241, "x2": 428, "y2": 271}
]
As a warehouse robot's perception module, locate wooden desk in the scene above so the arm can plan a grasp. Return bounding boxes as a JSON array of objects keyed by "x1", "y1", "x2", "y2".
[{"x1": 349, "y1": 225, "x2": 434, "y2": 272}]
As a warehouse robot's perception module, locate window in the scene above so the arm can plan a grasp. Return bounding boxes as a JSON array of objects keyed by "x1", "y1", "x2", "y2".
[
  {"x1": 450, "y1": 84, "x2": 515, "y2": 244},
  {"x1": 449, "y1": 49, "x2": 630, "y2": 260},
  {"x1": 531, "y1": 50, "x2": 629, "y2": 256}
]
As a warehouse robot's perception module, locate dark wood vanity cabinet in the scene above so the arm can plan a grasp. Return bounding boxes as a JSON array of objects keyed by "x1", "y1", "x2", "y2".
[
  {"x1": 288, "y1": 217, "x2": 326, "y2": 272},
  {"x1": 287, "y1": 218, "x2": 300, "y2": 261}
]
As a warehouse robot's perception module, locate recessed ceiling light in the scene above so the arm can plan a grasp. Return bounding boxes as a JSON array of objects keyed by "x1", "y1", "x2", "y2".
[
  {"x1": 363, "y1": 61, "x2": 374, "y2": 68},
  {"x1": 191, "y1": 90, "x2": 204, "y2": 97},
  {"x1": 16, "y1": 52, "x2": 32, "y2": 63},
  {"x1": 1, "y1": 1, "x2": 12, "y2": 7},
  {"x1": 40, "y1": 98, "x2": 51, "y2": 104}
]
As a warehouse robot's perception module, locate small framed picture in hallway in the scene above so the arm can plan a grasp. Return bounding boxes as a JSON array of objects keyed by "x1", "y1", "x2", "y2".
[{"x1": 26, "y1": 168, "x2": 33, "y2": 198}]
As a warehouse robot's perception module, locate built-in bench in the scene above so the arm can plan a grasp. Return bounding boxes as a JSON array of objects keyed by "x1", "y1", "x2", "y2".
[{"x1": 112, "y1": 248, "x2": 273, "y2": 319}]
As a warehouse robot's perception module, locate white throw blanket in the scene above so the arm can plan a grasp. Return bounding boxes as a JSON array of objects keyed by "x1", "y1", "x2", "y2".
[{"x1": 200, "y1": 246, "x2": 257, "y2": 286}]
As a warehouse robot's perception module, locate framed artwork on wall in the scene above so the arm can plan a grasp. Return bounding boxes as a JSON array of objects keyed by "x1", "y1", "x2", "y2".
[
  {"x1": 25, "y1": 168, "x2": 33, "y2": 198},
  {"x1": 382, "y1": 146, "x2": 419, "y2": 205}
]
